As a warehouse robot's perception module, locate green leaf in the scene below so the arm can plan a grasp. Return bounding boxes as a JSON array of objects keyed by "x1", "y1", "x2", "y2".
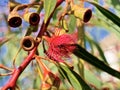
[
  {"x1": 33, "y1": 76, "x2": 41, "y2": 89},
  {"x1": 68, "y1": 15, "x2": 76, "y2": 33},
  {"x1": 44, "y1": 0, "x2": 57, "y2": 23},
  {"x1": 90, "y1": 13, "x2": 120, "y2": 36},
  {"x1": 85, "y1": 35, "x2": 109, "y2": 65},
  {"x1": 58, "y1": 64, "x2": 92, "y2": 90},
  {"x1": 73, "y1": 44, "x2": 120, "y2": 79},
  {"x1": 105, "y1": 0, "x2": 120, "y2": 18},
  {"x1": 88, "y1": 1, "x2": 120, "y2": 27},
  {"x1": 84, "y1": 69, "x2": 102, "y2": 88},
  {"x1": 53, "y1": 7, "x2": 62, "y2": 21},
  {"x1": 111, "y1": 0, "x2": 120, "y2": 8},
  {"x1": 0, "y1": 34, "x2": 15, "y2": 47}
]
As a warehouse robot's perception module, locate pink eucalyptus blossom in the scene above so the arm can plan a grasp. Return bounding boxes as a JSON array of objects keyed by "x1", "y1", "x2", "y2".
[{"x1": 45, "y1": 32, "x2": 78, "y2": 62}]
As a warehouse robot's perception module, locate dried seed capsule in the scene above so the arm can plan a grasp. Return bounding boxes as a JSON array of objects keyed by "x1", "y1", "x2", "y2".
[
  {"x1": 71, "y1": 5, "x2": 92, "y2": 23},
  {"x1": 71, "y1": 5, "x2": 80, "y2": 11},
  {"x1": 74, "y1": 8, "x2": 92, "y2": 23},
  {"x1": 20, "y1": 36, "x2": 35, "y2": 51},
  {"x1": 8, "y1": 13, "x2": 22, "y2": 28},
  {"x1": 23, "y1": 12, "x2": 40, "y2": 26}
]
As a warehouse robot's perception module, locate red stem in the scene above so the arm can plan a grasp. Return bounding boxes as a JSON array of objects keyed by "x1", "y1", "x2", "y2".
[
  {"x1": 2, "y1": 0, "x2": 64, "y2": 90},
  {"x1": 37, "y1": 0, "x2": 65, "y2": 37},
  {"x1": 2, "y1": 47, "x2": 37, "y2": 90}
]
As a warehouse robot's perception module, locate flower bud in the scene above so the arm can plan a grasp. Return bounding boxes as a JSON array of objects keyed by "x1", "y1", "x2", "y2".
[
  {"x1": 23, "y1": 12, "x2": 40, "y2": 26},
  {"x1": 20, "y1": 36, "x2": 35, "y2": 51},
  {"x1": 74, "y1": 8, "x2": 92, "y2": 23},
  {"x1": 41, "y1": 82, "x2": 51, "y2": 90},
  {"x1": 8, "y1": 13, "x2": 22, "y2": 28},
  {"x1": 41, "y1": 72, "x2": 60, "y2": 90},
  {"x1": 61, "y1": 20, "x2": 68, "y2": 32}
]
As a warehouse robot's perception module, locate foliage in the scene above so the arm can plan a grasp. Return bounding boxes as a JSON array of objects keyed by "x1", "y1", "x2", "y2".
[{"x1": 0, "y1": 0, "x2": 120, "y2": 90}]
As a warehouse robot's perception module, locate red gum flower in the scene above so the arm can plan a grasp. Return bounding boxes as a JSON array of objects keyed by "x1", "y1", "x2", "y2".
[{"x1": 44, "y1": 32, "x2": 78, "y2": 62}]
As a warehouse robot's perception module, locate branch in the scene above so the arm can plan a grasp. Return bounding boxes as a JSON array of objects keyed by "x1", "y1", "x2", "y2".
[
  {"x1": 1, "y1": 0, "x2": 64, "y2": 89},
  {"x1": 0, "y1": 64, "x2": 13, "y2": 71},
  {"x1": 2, "y1": 48, "x2": 36, "y2": 90}
]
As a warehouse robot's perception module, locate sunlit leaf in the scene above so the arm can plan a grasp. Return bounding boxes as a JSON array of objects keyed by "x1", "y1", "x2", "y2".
[
  {"x1": 73, "y1": 44, "x2": 120, "y2": 79},
  {"x1": 84, "y1": 69, "x2": 102, "y2": 88},
  {"x1": 44, "y1": 0, "x2": 57, "y2": 23},
  {"x1": 85, "y1": 35, "x2": 109, "y2": 65},
  {"x1": 111, "y1": 0, "x2": 120, "y2": 7},
  {"x1": 68, "y1": 15, "x2": 76, "y2": 33},
  {"x1": 33, "y1": 76, "x2": 41, "y2": 89},
  {"x1": 58, "y1": 64, "x2": 92, "y2": 90},
  {"x1": 0, "y1": 35, "x2": 14, "y2": 47},
  {"x1": 88, "y1": 1, "x2": 120, "y2": 27},
  {"x1": 90, "y1": 13, "x2": 120, "y2": 36}
]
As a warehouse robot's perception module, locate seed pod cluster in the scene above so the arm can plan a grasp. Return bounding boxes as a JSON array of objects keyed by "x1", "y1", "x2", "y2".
[{"x1": 8, "y1": 5, "x2": 40, "y2": 28}]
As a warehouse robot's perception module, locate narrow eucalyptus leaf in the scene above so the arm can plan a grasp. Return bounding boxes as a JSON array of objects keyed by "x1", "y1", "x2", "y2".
[
  {"x1": 44, "y1": 0, "x2": 57, "y2": 23},
  {"x1": 59, "y1": 64, "x2": 92, "y2": 90},
  {"x1": 73, "y1": 44, "x2": 120, "y2": 79},
  {"x1": 85, "y1": 36, "x2": 108, "y2": 65},
  {"x1": 88, "y1": 1, "x2": 120, "y2": 27}
]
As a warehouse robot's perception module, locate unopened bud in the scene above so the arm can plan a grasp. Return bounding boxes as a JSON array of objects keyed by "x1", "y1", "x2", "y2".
[
  {"x1": 45, "y1": 72, "x2": 56, "y2": 85},
  {"x1": 41, "y1": 82, "x2": 51, "y2": 90},
  {"x1": 41, "y1": 72, "x2": 60, "y2": 90}
]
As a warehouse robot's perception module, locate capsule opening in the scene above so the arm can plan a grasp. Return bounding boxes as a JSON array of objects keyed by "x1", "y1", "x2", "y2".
[
  {"x1": 83, "y1": 9, "x2": 92, "y2": 23},
  {"x1": 23, "y1": 39, "x2": 32, "y2": 48},
  {"x1": 21, "y1": 36, "x2": 35, "y2": 51},
  {"x1": 29, "y1": 13, "x2": 40, "y2": 26},
  {"x1": 8, "y1": 16, "x2": 22, "y2": 27}
]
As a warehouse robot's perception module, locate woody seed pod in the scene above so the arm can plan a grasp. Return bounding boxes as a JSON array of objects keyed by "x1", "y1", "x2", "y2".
[
  {"x1": 74, "y1": 8, "x2": 92, "y2": 23},
  {"x1": 8, "y1": 12, "x2": 22, "y2": 28},
  {"x1": 20, "y1": 36, "x2": 35, "y2": 51},
  {"x1": 23, "y1": 12, "x2": 40, "y2": 26},
  {"x1": 71, "y1": 5, "x2": 80, "y2": 11},
  {"x1": 71, "y1": 5, "x2": 92, "y2": 23}
]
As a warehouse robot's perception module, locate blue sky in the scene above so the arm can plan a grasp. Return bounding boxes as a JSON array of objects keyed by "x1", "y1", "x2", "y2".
[{"x1": 0, "y1": 0, "x2": 29, "y2": 6}]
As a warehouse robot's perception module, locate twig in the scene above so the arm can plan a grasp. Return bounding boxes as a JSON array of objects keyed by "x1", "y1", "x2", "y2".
[
  {"x1": 12, "y1": 47, "x2": 22, "y2": 68},
  {"x1": 11, "y1": 2, "x2": 42, "y2": 12},
  {"x1": 0, "y1": 72, "x2": 13, "y2": 76},
  {"x1": 0, "y1": 64, "x2": 13, "y2": 71}
]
